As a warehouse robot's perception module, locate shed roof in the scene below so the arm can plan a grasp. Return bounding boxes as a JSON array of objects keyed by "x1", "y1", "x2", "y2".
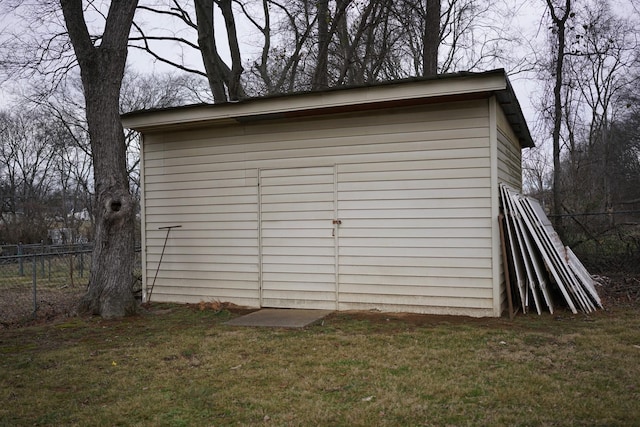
[{"x1": 122, "y1": 69, "x2": 534, "y2": 148}]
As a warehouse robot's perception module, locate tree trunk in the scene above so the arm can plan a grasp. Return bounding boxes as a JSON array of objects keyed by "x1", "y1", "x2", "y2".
[
  {"x1": 194, "y1": 0, "x2": 228, "y2": 102},
  {"x1": 218, "y1": 0, "x2": 244, "y2": 101},
  {"x1": 312, "y1": 0, "x2": 330, "y2": 90},
  {"x1": 80, "y1": 76, "x2": 137, "y2": 318},
  {"x1": 194, "y1": 0, "x2": 245, "y2": 102},
  {"x1": 61, "y1": 0, "x2": 138, "y2": 318},
  {"x1": 423, "y1": 0, "x2": 441, "y2": 76},
  {"x1": 546, "y1": 0, "x2": 571, "y2": 230}
]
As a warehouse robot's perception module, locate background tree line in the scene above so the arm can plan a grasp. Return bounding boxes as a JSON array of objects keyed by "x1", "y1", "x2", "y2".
[
  {"x1": 0, "y1": 71, "x2": 207, "y2": 244},
  {"x1": 527, "y1": 0, "x2": 640, "y2": 271},
  {"x1": 0, "y1": 0, "x2": 638, "y2": 316}
]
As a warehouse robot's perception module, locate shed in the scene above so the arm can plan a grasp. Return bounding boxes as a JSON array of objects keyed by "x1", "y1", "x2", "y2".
[{"x1": 122, "y1": 69, "x2": 534, "y2": 317}]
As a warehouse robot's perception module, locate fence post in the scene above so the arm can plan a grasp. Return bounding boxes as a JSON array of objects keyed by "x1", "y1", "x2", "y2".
[
  {"x1": 32, "y1": 253, "x2": 37, "y2": 319},
  {"x1": 79, "y1": 252, "x2": 84, "y2": 278},
  {"x1": 40, "y1": 240, "x2": 45, "y2": 276},
  {"x1": 18, "y1": 242, "x2": 24, "y2": 276}
]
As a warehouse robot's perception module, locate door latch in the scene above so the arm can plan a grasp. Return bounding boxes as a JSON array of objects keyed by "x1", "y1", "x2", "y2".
[{"x1": 332, "y1": 219, "x2": 342, "y2": 225}]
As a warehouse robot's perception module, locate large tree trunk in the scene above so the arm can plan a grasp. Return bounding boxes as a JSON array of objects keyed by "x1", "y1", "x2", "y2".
[
  {"x1": 61, "y1": 0, "x2": 138, "y2": 318},
  {"x1": 195, "y1": 0, "x2": 228, "y2": 102},
  {"x1": 312, "y1": 0, "x2": 330, "y2": 90},
  {"x1": 80, "y1": 73, "x2": 137, "y2": 318},
  {"x1": 423, "y1": 0, "x2": 441, "y2": 76}
]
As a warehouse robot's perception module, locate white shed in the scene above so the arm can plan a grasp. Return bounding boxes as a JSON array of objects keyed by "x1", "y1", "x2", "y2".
[{"x1": 122, "y1": 69, "x2": 534, "y2": 317}]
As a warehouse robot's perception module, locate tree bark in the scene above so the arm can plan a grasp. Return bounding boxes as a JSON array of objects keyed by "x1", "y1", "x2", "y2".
[
  {"x1": 312, "y1": 0, "x2": 330, "y2": 90},
  {"x1": 423, "y1": 0, "x2": 440, "y2": 76},
  {"x1": 194, "y1": 0, "x2": 228, "y2": 102},
  {"x1": 218, "y1": 0, "x2": 244, "y2": 101},
  {"x1": 546, "y1": 0, "x2": 571, "y2": 230},
  {"x1": 60, "y1": 0, "x2": 138, "y2": 318},
  {"x1": 193, "y1": 0, "x2": 245, "y2": 102}
]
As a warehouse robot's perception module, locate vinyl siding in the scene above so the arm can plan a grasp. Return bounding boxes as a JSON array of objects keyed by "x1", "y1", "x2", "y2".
[
  {"x1": 143, "y1": 167, "x2": 260, "y2": 306},
  {"x1": 336, "y1": 158, "x2": 493, "y2": 315},
  {"x1": 495, "y1": 101, "x2": 525, "y2": 313},
  {"x1": 497, "y1": 106, "x2": 523, "y2": 189},
  {"x1": 260, "y1": 166, "x2": 337, "y2": 309},
  {"x1": 141, "y1": 99, "x2": 497, "y2": 316}
]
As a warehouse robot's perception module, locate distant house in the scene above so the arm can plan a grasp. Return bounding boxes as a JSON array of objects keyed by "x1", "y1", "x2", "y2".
[{"x1": 122, "y1": 69, "x2": 534, "y2": 317}]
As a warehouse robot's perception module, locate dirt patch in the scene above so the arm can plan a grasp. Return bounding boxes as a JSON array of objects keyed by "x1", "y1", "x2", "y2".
[
  {"x1": 2, "y1": 273, "x2": 638, "y2": 329},
  {"x1": 326, "y1": 310, "x2": 502, "y2": 328}
]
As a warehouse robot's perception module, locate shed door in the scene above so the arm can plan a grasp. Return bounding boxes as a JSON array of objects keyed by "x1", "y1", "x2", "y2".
[{"x1": 260, "y1": 166, "x2": 337, "y2": 309}]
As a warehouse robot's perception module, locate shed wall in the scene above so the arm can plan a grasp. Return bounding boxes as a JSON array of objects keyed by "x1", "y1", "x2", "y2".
[
  {"x1": 497, "y1": 106, "x2": 523, "y2": 189},
  {"x1": 496, "y1": 103, "x2": 525, "y2": 312},
  {"x1": 142, "y1": 99, "x2": 497, "y2": 316}
]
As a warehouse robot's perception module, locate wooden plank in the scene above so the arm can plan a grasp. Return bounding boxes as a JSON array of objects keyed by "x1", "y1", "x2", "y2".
[
  {"x1": 499, "y1": 185, "x2": 528, "y2": 312},
  {"x1": 566, "y1": 246, "x2": 603, "y2": 308},
  {"x1": 506, "y1": 193, "x2": 554, "y2": 313},
  {"x1": 501, "y1": 185, "x2": 577, "y2": 313},
  {"x1": 507, "y1": 190, "x2": 577, "y2": 314},
  {"x1": 498, "y1": 214, "x2": 516, "y2": 319},
  {"x1": 502, "y1": 185, "x2": 543, "y2": 314},
  {"x1": 521, "y1": 197, "x2": 595, "y2": 313}
]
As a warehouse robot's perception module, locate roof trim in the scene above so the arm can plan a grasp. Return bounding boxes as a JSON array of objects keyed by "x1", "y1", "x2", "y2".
[{"x1": 121, "y1": 69, "x2": 534, "y2": 148}]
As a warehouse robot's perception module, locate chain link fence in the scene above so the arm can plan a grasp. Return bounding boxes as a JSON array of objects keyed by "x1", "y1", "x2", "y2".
[{"x1": 0, "y1": 243, "x2": 141, "y2": 327}]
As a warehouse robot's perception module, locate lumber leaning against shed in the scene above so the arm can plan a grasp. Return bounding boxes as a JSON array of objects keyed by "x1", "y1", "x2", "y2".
[{"x1": 499, "y1": 183, "x2": 603, "y2": 314}]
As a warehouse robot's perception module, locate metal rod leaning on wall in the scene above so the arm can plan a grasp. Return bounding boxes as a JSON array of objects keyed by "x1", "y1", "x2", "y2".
[{"x1": 147, "y1": 225, "x2": 182, "y2": 303}]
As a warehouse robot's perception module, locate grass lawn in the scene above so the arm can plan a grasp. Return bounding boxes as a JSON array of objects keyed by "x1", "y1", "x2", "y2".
[{"x1": 1, "y1": 304, "x2": 639, "y2": 426}]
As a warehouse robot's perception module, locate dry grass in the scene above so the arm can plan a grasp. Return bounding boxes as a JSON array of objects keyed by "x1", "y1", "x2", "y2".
[{"x1": 1, "y1": 303, "x2": 639, "y2": 426}]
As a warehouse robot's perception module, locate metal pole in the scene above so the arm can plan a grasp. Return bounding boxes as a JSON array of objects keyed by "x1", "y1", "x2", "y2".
[
  {"x1": 18, "y1": 243, "x2": 24, "y2": 276},
  {"x1": 40, "y1": 241, "x2": 45, "y2": 276},
  {"x1": 32, "y1": 254, "x2": 37, "y2": 319},
  {"x1": 147, "y1": 225, "x2": 182, "y2": 303},
  {"x1": 80, "y1": 252, "x2": 84, "y2": 278}
]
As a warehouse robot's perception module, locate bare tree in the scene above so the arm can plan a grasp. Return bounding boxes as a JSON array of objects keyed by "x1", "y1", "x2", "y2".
[
  {"x1": 194, "y1": 0, "x2": 244, "y2": 101},
  {"x1": 132, "y1": 1, "x2": 245, "y2": 103},
  {"x1": 59, "y1": 0, "x2": 139, "y2": 318},
  {"x1": 128, "y1": 0, "x2": 529, "y2": 99},
  {"x1": 544, "y1": 0, "x2": 572, "y2": 226},
  {"x1": 567, "y1": 2, "x2": 639, "y2": 214},
  {"x1": 0, "y1": 110, "x2": 57, "y2": 243},
  {"x1": 240, "y1": 0, "x2": 317, "y2": 94}
]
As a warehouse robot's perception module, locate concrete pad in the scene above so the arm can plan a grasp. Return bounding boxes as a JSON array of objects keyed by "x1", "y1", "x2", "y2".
[{"x1": 226, "y1": 309, "x2": 332, "y2": 328}]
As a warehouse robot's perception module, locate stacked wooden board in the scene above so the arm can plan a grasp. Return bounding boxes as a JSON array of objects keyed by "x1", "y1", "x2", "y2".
[{"x1": 499, "y1": 183, "x2": 603, "y2": 314}]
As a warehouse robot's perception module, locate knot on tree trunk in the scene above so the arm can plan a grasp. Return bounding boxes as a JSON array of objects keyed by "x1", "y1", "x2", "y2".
[{"x1": 100, "y1": 189, "x2": 134, "y2": 226}]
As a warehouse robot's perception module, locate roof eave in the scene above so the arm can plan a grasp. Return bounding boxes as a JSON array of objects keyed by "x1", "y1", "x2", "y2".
[{"x1": 121, "y1": 69, "x2": 534, "y2": 148}]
